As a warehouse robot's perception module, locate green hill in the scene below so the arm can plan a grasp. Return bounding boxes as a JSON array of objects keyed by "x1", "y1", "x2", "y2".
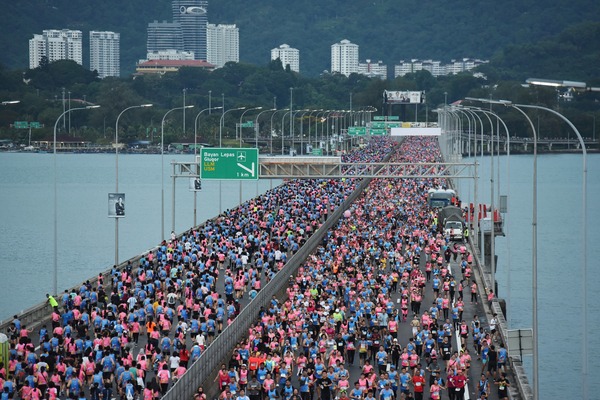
[{"x1": 2, "y1": 0, "x2": 599, "y2": 77}]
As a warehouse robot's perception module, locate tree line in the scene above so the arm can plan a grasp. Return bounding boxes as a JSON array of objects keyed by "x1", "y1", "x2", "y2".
[{"x1": 0, "y1": 55, "x2": 598, "y2": 147}]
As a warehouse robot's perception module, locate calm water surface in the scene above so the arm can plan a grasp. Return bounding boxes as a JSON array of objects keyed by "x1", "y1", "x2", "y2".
[
  {"x1": 457, "y1": 153, "x2": 600, "y2": 399},
  {"x1": 0, "y1": 152, "x2": 279, "y2": 316}
]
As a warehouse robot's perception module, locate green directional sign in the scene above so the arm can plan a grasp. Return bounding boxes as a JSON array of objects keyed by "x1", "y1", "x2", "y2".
[
  {"x1": 13, "y1": 121, "x2": 42, "y2": 129},
  {"x1": 312, "y1": 148, "x2": 323, "y2": 156},
  {"x1": 13, "y1": 121, "x2": 28, "y2": 129},
  {"x1": 200, "y1": 148, "x2": 259, "y2": 180},
  {"x1": 387, "y1": 116, "x2": 400, "y2": 121},
  {"x1": 388, "y1": 123, "x2": 401, "y2": 128},
  {"x1": 348, "y1": 127, "x2": 367, "y2": 136},
  {"x1": 369, "y1": 128, "x2": 387, "y2": 135},
  {"x1": 371, "y1": 122, "x2": 386, "y2": 129},
  {"x1": 240, "y1": 121, "x2": 254, "y2": 128},
  {"x1": 373, "y1": 116, "x2": 385, "y2": 121}
]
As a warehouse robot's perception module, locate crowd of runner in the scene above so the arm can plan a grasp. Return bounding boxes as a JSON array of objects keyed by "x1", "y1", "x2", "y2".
[
  {"x1": 1, "y1": 137, "x2": 509, "y2": 400},
  {"x1": 204, "y1": 137, "x2": 509, "y2": 400},
  {"x1": 0, "y1": 138, "x2": 390, "y2": 400}
]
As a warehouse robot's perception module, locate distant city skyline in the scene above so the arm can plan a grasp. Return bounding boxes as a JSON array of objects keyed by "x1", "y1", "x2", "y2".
[
  {"x1": 27, "y1": 26, "x2": 488, "y2": 79},
  {"x1": 144, "y1": 0, "x2": 241, "y2": 70}
]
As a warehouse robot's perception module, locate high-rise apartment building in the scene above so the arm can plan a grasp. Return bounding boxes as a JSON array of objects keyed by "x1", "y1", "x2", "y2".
[
  {"x1": 331, "y1": 39, "x2": 359, "y2": 77},
  {"x1": 172, "y1": 0, "x2": 208, "y2": 60},
  {"x1": 207, "y1": 24, "x2": 239, "y2": 68},
  {"x1": 147, "y1": 21, "x2": 185, "y2": 53},
  {"x1": 29, "y1": 29, "x2": 83, "y2": 69},
  {"x1": 89, "y1": 31, "x2": 120, "y2": 78},
  {"x1": 271, "y1": 44, "x2": 299, "y2": 73}
]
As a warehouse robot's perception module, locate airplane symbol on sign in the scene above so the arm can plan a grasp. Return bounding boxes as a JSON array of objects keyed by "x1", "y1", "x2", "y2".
[{"x1": 237, "y1": 151, "x2": 246, "y2": 162}]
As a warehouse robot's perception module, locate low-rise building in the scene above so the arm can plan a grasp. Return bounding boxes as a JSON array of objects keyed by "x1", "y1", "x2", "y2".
[
  {"x1": 135, "y1": 59, "x2": 215, "y2": 75},
  {"x1": 358, "y1": 59, "x2": 387, "y2": 79}
]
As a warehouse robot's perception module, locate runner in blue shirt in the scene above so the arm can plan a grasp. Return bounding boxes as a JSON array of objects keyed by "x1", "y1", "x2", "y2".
[
  {"x1": 379, "y1": 383, "x2": 394, "y2": 400},
  {"x1": 399, "y1": 367, "x2": 411, "y2": 395}
]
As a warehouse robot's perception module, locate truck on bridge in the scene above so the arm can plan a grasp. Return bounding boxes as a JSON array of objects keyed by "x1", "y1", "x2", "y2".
[
  {"x1": 427, "y1": 187, "x2": 456, "y2": 208},
  {"x1": 438, "y1": 205, "x2": 465, "y2": 240}
]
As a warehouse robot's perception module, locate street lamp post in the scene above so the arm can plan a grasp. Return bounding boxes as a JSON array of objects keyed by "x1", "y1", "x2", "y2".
[
  {"x1": 115, "y1": 104, "x2": 153, "y2": 265},
  {"x1": 469, "y1": 105, "x2": 512, "y2": 316},
  {"x1": 461, "y1": 107, "x2": 485, "y2": 249},
  {"x1": 218, "y1": 106, "x2": 245, "y2": 213},
  {"x1": 239, "y1": 107, "x2": 263, "y2": 147},
  {"x1": 270, "y1": 109, "x2": 288, "y2": 154},
  {"x1": 468, "y1": 108, "x2": 496, "y2": 290},
  {"x1": 329, "y1": 111, "x2": 343, "y2": 154},
  {"x1": 193, "y1": 106, "x2": 222, "y2": 227},
  {"x1": 445, "y1": 109, "x2": 461, "y2": 156},
  {"x1": 219, "y1": 106, "x2": 246, "y2": 147},
  {"x1": 291, "y1": 109, "x2": 308, "y2": 155},
  {"x1": 524, "y1": 85, "x2": 590, "y2": 390},
  {"x1": 161, "y1": 105, "x2": 194, "y2": 241},
  {"x1": 182, "y1": 88, "x2": 188, "y2": 134},
  {"x1": 68, "y1": 91, "x2": 71, "y2": 135},
  {"x1": 525, "y1": 78, "x2": 600, "y2": 92},
  {"x1": 510, "y1": 104, "x2": 539, "y2": 400},
  {"x1": 316, "y1": 111, "x2": 329, "y2": 153},
  {"x1": 516, "y1": 103, "x2": 588, "y2": 398},
  {"x1": 1, "y1": 100, "x2": 20, "y2": 105},
  {"x1": 466, "y1": 97, "x2": 538, "y2": 399},
  {"x1": 436, "y1": 107, "x2": 480, "y2": 246},
  {"x1": 53, "y1": 105, "x2": 100, "y2": 295},
  {"x1": 298, "y1": 110, "x2": 311, "y2": 154},
  {"x1": 452, "y1": 108, "x2": 473, "y2": 158},
  {"x1": 281, "y1": 111, "x2": 290, "y2": 155},
  {"x1": 289, "y1": 88, "x2": 293, "y2": 146},
  {"x1": 195, "y1": 106, "x2": 223, "y2": 154},
  {"x1": 467, "y1": 94, "x2": 589, "y2": 399},
  {"x1": 323, "y1": 112, "x2": 332, "y2": 154},
  {"x1": 237, "y1": 107, "x2": 262, "y2": 205},
  {"x1": 307, "y1": 110, "x2": 323, "y2": 153},
  {"x1": 253, "y1": 108, "x2": 276, "y2": 196},
  {"x1": 450, "y1": 107, "x2": 475, "y2": 231},
  {"x1": 254, "y1": 108, "x2": 276, "y2": 148}
]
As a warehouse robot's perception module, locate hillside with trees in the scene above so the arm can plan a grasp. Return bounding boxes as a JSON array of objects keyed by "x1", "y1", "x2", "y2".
[
  {"x1": 1, "y1": 2, "x2": 599, "y2": 147},
  {"x1": 1, "y1": 0, "x2": 599, "y2": 77},
  {"x1": 1, "y1": 42, "x2": 598, "y2": 149}
]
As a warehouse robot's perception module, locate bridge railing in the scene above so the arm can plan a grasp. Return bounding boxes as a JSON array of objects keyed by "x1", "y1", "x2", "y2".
[
  {"x1": 0, "y1": 250, "x2": 152, "y2": 336},
  {"x1": 162, "y1": 175, "x2": 374, "y2": 400}
]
